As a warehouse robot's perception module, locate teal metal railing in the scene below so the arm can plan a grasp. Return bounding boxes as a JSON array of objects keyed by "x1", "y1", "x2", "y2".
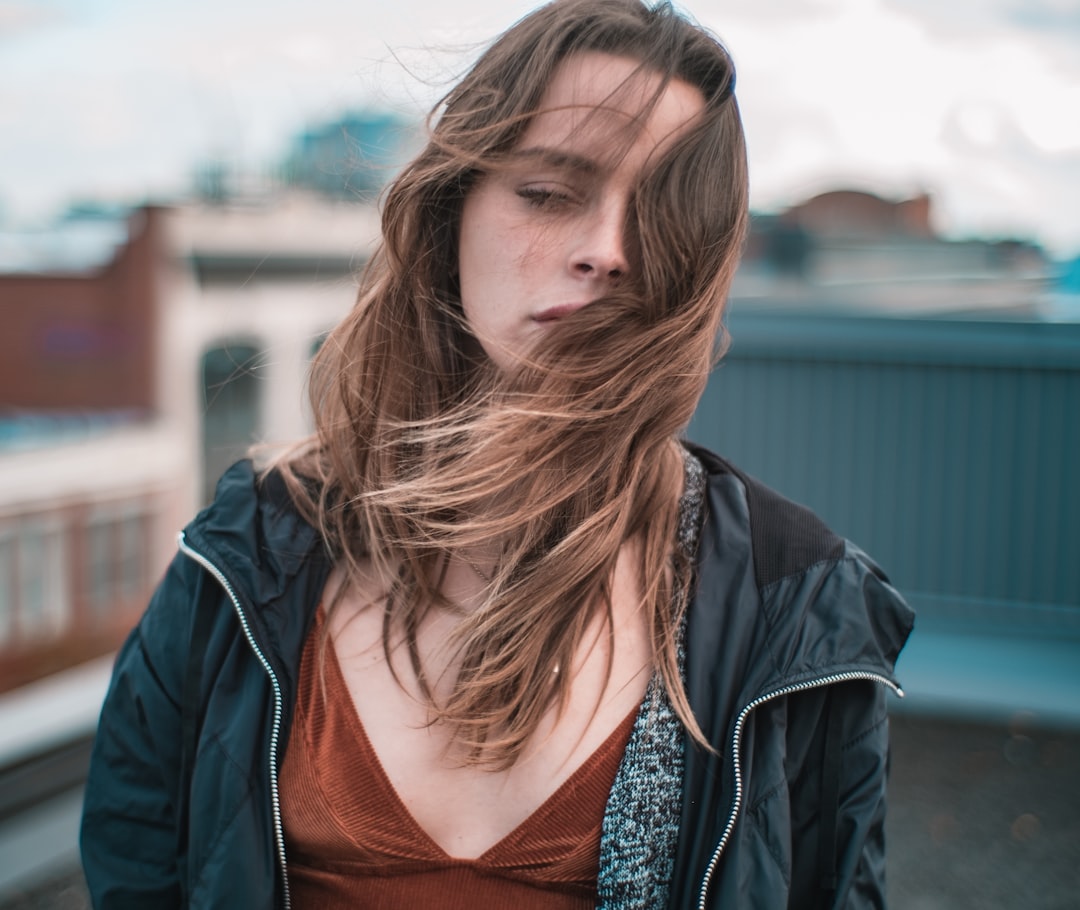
[{"x1": 688, "y1": 311, "x2": 1080, "y2": 723}]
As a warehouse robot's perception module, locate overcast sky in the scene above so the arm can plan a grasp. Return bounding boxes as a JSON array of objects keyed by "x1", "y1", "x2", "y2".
[{"x1": 1, "y1": 0, "x2": 1078, "y2": 257}]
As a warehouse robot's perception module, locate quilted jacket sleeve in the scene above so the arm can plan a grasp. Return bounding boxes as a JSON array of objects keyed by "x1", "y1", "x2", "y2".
[
  {"x1": 827, "y1": 680, "x2": 891, "y2": 909},
  {"x1": 80, "y1": 555, "x2": 197, "y2": 909},
  {"x1": 764, "y1": 678, "x2": 892, "y2": 910}
]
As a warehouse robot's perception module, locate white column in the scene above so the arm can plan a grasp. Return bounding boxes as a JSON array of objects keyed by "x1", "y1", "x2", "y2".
[{"x1": 260, "y1": 321, "x2": 312, "y2": 447}]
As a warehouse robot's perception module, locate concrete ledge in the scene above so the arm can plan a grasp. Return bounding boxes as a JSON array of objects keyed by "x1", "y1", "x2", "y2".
[{"x1": 891, "y1": 594, "x2": 1080, "y2": 728}]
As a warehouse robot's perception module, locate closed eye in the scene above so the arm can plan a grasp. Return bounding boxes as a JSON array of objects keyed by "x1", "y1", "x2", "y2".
[{"x1": 515, "y1": 185, "x2": 577, "y2": 211}]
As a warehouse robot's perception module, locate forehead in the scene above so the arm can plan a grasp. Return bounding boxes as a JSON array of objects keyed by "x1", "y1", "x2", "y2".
[{"x1": 517, "y1": 51, "x2": 705, "y2": 165}]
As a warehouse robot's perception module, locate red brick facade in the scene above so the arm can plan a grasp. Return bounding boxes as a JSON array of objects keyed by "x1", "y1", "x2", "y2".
[
  {"x1": 787, "y1": 190, "x2": 934, "y2": 239},
  {"x1": 0, "y1": 208, "x2": 162, "y2": 411}
]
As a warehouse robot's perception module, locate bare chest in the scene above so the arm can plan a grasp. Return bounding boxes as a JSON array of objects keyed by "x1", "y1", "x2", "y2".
[{"x1": 323, "y1": 564, "x2": 651, "y2": 859}]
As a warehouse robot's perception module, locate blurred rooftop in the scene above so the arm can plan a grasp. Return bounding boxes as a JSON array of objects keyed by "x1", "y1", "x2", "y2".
[{"x1": 0, "y1": 214, "x2": 130, "y2": 275}]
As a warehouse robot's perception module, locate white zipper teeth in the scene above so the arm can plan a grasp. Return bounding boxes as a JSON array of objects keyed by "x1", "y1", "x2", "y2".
[
  {"x1": 696, "y1": 670, "x2": 904, "y2": 910},
  {"x1": 178, "y1": 532, "x2": 292, "y2": 910}
]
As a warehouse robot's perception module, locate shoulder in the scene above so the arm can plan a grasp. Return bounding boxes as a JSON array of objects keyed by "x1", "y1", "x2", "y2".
[
  {"x1": 182, "y1": 459, "x2": 326, "y2": 594},
  {"x1": 128, "y1": 460, "x2": 328, "y2": 687},
  {"x1": 683, "y1": 441, "x2": 914, "y2": 680},
  {"x1": 187, "y1": 458, "x2": 315, "y2": 550},
  {"x1": 684, "y1": 442, "x2": 844, "y2": 590}
]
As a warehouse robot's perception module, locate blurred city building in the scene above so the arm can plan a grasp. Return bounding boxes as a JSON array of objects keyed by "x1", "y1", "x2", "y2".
[
  {"x1": 1046, "y1": 254, "x2": 1080, "y2": 321},
  {"x1": 163, "y1": 195, "x2": 379, "y2": 503},
  {"x1": 0, "y1": 197, "x2": 378, "y2": 692},
  {"x1": 0, "y1": 105, "x2": 405, "y2": 694},
  {"x1": 735, "y1": 189, "x2": 1050, "y2": 316}
]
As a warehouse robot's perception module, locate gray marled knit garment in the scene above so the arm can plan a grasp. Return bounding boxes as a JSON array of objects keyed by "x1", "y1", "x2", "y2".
[{"x1": 596, "y1": 450, "x2": 706, "y2": 909}]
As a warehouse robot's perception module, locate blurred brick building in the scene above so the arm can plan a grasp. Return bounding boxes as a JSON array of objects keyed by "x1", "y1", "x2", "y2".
[
  {"x1": 736, "y1": 189, "x2": 1048, "y2": 312},
  {"x1": 0, "y1": 198, "x2": 378, "y2": 691},
  {"x1": 0, "y1": 209, "x2": 161, "y2": 414}
]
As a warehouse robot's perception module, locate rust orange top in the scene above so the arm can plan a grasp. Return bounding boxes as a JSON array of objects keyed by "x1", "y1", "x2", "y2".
[{"x1": 280, "y1": 609, "x2": 636, "y2": 909}]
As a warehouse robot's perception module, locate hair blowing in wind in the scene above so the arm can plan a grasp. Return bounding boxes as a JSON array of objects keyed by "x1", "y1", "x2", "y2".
[{"x1": 276, "y1": 0, "x2": 748, "y2": 768}]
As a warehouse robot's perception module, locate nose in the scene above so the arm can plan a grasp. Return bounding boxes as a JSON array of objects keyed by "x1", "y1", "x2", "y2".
[{"x1": 569, "y1": 198, "x2": 630, "y2": 284}]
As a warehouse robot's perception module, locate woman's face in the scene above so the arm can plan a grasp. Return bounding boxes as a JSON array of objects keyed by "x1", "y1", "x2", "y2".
[{"x1": 457, "y1": 52, "x2": 705, "y2": 369}]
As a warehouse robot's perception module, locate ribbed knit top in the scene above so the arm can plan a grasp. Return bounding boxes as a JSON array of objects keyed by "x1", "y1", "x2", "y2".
[{"x1": 280, "y1": 607, "x2": 637, "y2": 909}]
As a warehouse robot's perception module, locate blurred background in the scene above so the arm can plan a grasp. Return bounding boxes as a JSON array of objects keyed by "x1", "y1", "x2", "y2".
[{"x1": 0, "y1": 0, "x2": 1077, "y2": 907}]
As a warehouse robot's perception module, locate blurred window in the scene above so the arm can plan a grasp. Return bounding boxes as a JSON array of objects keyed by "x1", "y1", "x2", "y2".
[
  {"x1": 202, "y1": 343, "x2": 263, "y2": 504},
  {"x1": 117, "y1": 511, "x2": 146, "y2": 601},
  {"x1": 86, "y1": 505, "x2": 149, "y2": 612},
  {"x1": 85, "y1": 516, "x2": 114, "y2": 614},
  {"x1": 20, "y1": 525, "x2": 47, "y2": 634},
  {"x1": 0, "y1": 527, "x2": 13, "y2": 645},
  {"x1": 18, "y1": 521, "x2": 68, "y2": 639}
]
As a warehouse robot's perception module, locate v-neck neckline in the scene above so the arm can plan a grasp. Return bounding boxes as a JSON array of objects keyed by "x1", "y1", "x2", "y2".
[{"x1": 322, "y1": 623, "x2": 639, "y2": 861}]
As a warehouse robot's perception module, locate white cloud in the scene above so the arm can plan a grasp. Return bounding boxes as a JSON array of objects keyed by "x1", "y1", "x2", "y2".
[
  {"x1": 1, "y1": 0, "x2": 1078, "y2": 256},
  {"x1": 697, "y1": 0, "x2": 1080, "y2": 254}
]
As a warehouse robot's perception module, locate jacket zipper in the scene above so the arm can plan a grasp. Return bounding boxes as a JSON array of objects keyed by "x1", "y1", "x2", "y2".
[
  {"x1": 696, "y1": 671, "x2": 904, "y2": 910},
  {"x1": 176, "y1": 530, "x2": 902, "y2": 910},
  {"x1": 178, "y1": 532, "x2": 293, "y2": 910}
]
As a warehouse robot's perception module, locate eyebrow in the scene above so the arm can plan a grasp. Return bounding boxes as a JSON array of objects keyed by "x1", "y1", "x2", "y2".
[{"x1": 508, "y1": 146, "x2": 601, "y2": 177}]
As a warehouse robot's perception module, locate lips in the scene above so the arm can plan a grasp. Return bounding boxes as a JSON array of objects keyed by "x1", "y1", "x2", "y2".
[{"x1": 532, "y1": 302, "x2": 589, "y2": 323}]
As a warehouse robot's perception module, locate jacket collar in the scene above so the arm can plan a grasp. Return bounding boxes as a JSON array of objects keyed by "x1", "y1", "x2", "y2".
[{"x1": 182, "y1": 459, "x2": 332, "y2": 693}]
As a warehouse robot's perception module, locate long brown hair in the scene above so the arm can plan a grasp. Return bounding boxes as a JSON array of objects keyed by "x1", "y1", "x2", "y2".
[{"x1": 277, "y1": 0, "x2": 748, "y2": 767}]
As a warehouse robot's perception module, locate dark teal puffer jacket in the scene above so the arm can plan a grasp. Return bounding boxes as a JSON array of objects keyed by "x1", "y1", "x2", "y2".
[{"x1": 80, "y1": 444, "x2": 913, "y2": 909}]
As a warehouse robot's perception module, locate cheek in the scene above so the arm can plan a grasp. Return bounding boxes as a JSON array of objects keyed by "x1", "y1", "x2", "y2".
[
  {"x1": 458, "y1": 219, "x2": 503, "y2": 340},
  {"x1": 457, "y1": 195, "x2": 484, "y2": 286},
  {"x1": 458, "y1": 190, "x2": 513, "y2": 300}
]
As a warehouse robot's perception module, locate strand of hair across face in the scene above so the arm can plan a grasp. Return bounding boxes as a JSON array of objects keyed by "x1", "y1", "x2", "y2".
[{"x1": 273, "y1": 0, "x2": 749, "y2": 767}]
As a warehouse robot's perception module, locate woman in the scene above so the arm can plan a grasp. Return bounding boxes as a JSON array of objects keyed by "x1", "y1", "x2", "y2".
[{"x1": 81, "y1": 1, "x2": 914, "y2": 907}]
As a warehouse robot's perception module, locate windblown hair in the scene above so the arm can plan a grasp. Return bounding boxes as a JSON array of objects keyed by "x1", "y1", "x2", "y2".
[{"x1": 277, "y1": 0, "x2": 748, "y2": 767}]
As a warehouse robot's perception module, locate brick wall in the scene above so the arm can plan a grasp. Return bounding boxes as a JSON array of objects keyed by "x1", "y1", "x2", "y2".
[{"x1": 0, "y1": 208, "x2": 161, "y2": 412}]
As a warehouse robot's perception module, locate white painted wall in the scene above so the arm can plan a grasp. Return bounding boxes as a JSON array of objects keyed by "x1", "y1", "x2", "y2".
[{"x1": 158, "y1": 197, "x2": 380, "y2": 510}]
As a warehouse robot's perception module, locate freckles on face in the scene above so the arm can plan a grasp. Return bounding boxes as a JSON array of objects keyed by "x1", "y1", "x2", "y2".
[
  {"x1": 456, "y1": 52, "x2": 705, "y2": 371},
  {"x1": 456, "y1": 178, "x2": 546, "y2": 371}
]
